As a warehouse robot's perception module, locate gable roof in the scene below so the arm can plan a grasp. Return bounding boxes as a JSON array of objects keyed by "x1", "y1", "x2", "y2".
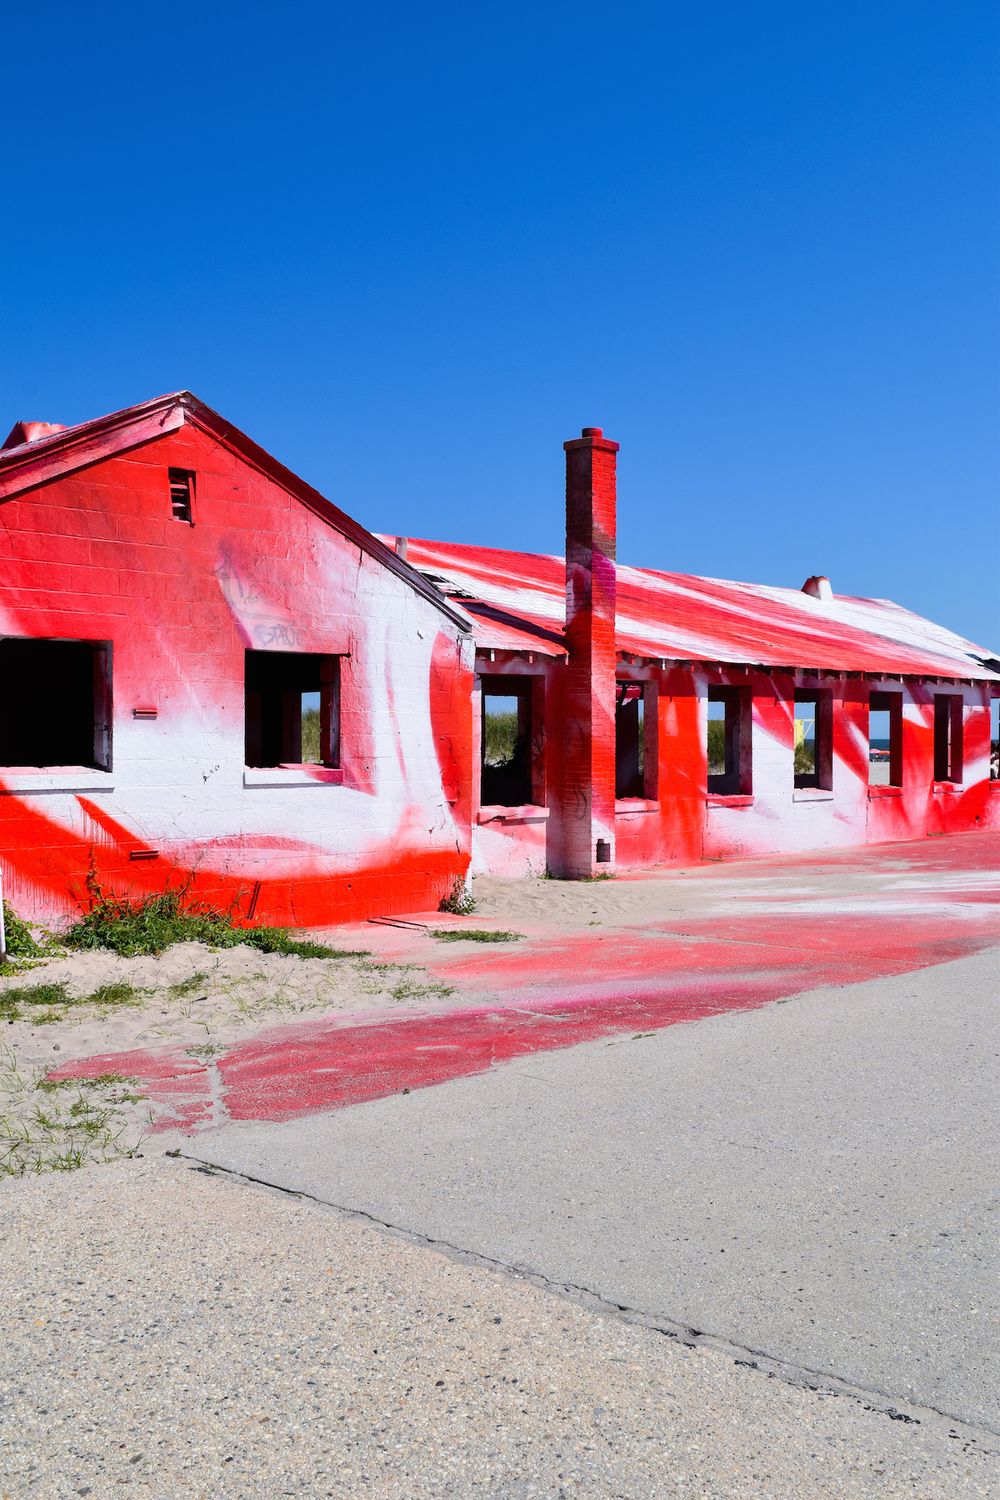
[
  {"x1": 0, "y1": 392, "x2": 470, "y2": 633},
  {"x1": 392, "y1": 537, "x2": 1000, "y2": 682}
]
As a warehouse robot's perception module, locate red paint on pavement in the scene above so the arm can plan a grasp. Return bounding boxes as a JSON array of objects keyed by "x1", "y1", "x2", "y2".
[{"x1": 50, "y1": 832, "x2": 1000, "y2": 1131}]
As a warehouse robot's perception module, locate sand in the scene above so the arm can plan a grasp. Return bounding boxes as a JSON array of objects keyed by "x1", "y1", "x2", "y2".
[
  {"x1": 0, "y1": 931, "x2": 475, "y2": 1176},
  {"x1": 3, "y1": 836, "x2": 995, "y2": 1175}
]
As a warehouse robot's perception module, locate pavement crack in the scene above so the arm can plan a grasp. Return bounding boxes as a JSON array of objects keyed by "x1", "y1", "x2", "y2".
[{"x1": 180, "y1": 1151, "x2": 1000, "y2": 1456}]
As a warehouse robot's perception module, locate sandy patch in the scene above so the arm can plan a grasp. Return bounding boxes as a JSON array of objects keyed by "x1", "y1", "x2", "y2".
[{"x1": 0, "y1": 936, "x2": 465, "y2": 1176}]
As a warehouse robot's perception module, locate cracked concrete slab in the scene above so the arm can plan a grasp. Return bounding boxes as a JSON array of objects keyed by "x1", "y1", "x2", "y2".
[
  {"x1": 190, "y1": 947, "x2": 1000, "y2": 1436},
  {"x1": 1, "y1": 1157, "x2": 996, "y2": 1499}
]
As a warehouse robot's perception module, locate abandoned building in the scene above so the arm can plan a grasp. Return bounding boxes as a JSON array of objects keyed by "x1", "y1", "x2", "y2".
[
  {"x1": 0, "y1": 394, "x2": 474, "y2": 926},
  {"x1": 0, "y1": 393, "x2": 997, "y2": 927}
]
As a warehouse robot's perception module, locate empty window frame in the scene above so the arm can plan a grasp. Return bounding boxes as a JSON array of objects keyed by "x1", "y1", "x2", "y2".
[
  {"x1": 615, "y1": 681, "x2": 657, "y2": 799},
  {"x1": 706, "y1": 685, "x2": 752, "y2": 795},
  {"x1": 480, "y1": 676, "x2": 540, "y2": 807},
  {"x1": 991, "y1": 696, "x2": 1000, "y2": 781},
  {"x1": 0, "y1": 638, "x2": 112, "y2": 769},
  {"x1": 794, "y1": 690, "x2": 833, "y2": 789},
  {"x1": 933, "y1": 693, "x2": 963, "y2": 783},
  {"x1": 245, "y1": 651, "x2": 340, "y2": 768},
  {"x1": 868, "y1": 691, "x2": 902, "y2": 787},
  {"x1": 168, "y1": 468, "x2": 195, "y2": 523}
]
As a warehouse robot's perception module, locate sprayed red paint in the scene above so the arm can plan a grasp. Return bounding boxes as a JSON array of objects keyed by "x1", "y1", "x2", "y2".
[
  {"x1": 554, "y1": 428, "x2": 619, "y2": 876},
  {"x1": 400, "y1": 538, "x2": 998, "y2": 681},
  {"x1": 50, "y1": 832, "x2": 1000, "y2": 1130},
  {"x1": 2, "y1": 395, "x2": 997, "y2": 928},
  {"x1": 404, "y1": 531, "x2": 1000, "y2": 876},
  {"x1": 0, "y1": 394, "x2": 474, "y2": 927}
]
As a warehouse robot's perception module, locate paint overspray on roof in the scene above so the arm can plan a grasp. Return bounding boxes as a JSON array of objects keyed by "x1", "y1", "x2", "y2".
[{"x1": 386, "y1": 537, "x2": 998, "y2": 680}]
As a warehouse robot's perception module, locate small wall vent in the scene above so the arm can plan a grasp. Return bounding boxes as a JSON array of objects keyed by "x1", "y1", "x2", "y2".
[{"x1": 169, "y1": 468, "x2": 194, "y2": 523}]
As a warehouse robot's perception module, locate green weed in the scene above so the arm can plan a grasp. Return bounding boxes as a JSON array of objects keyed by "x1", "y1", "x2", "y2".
[
  {"x1": 390, "y1": 977, "x2": 455, "y2": 1001},
  {"x1": 438, "y1": 879, "x2": 476, "y2": 916},
  {"x1": 0, "y1": 1046, "x2": 148, "y2": 1180},
  {"x1": 86, "y1": 981, "x2": 145, "y2": 1008},
  {"x1": 0, "y1": 979, "x2": 147, "y2": 1023},
  {"x1": 37, "y1": 1071, "x2": 139, "y2": 1094},
  {"x1": 430, "y1": 929, "x2": 522, "y2": 944},
  {"x1": 1, "y1": 901, "x2": 44, "y2": 960},
  {"x1": 185, "y1": 1042, "x2": 226, "y2": 1060},
  {"x1": 0, "y1": 982, "x2": 70, "y2": 1021},
  {"x1": 167, "y1": 972, "x2": 210, "y2": 999},
  {"x1": 483, "y1": 710, "x2": 518, "y2": 766},
  {"x1": 64, "y1": 872, "x2": 361, "y2": 960}
]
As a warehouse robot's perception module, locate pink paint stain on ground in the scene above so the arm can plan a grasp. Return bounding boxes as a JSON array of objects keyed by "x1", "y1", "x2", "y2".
[{"x1": 50, "y1": 833, "x2": 1000, "y2": 1130}]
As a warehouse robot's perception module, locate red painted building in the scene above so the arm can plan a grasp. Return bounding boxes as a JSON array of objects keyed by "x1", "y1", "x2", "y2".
[
  {"x1": 0, "y1": 394, "x2": 474, "y2": 926},
  {"x1": 394, "y1": 426, "x2": 1000, "y2": 879},
  {"x1": 1, "y1": 395, "x2": 997, "y2": 926}
]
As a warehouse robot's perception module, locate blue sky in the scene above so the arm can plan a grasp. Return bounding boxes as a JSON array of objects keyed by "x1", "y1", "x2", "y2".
[{"x1": 2, "y1": 2, "x2": 997, "y2": 647}]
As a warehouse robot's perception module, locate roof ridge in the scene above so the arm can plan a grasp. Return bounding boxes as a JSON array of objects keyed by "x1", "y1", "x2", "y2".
[{"x1": 0, "y1": 393, "x2": 471, "y2": 635}]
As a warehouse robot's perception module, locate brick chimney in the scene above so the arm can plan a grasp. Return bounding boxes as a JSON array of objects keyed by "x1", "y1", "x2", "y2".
[{"x1": 555, "y1": 426, "x2": 619, "y2": 878}]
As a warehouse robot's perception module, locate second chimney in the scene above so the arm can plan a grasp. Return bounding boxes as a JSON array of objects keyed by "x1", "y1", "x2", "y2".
[{"x1": 801, "y1": 575, "x2": 833, "y2": 601}]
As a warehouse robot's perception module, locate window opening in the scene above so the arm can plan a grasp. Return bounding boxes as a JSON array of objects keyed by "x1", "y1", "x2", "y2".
[
  {"x1": 168, "y1": 468, "x2": 194, "y2": 523},
  {"x1": 245, "y1": 651, "x2": 339, "y2": 768},
  {"x1": 933, "y1": 694, "x2": 963, "y2": 783},
  {"x1": 481, "y1": 679, "x2": 533, "y2": 806},
  {"x1": 615, "y1": 682, "x2": 646, "y2": 798},
  {"x1": 0, "y1": 638, "x2": 112, "y2": 769},
  {"x1": 991, "y1": 696, "x2": 999, "y2": 781},
  {"x1": 868, "y1": 691, "x2": 902, "y2": 786},
  {"x1": 794, "y1": 690, "x2": 832, "y2": 789},
  {"x1": 707, "y1": 685, "x2": 751, "y2": 795}
]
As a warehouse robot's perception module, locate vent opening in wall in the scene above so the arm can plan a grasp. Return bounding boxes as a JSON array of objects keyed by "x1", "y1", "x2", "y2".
[{"x1": 168, "y1": 468, "x2": 194, "y2": 523}]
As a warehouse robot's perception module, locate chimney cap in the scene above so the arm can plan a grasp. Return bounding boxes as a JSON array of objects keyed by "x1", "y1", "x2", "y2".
[
  {"x1": 802, "y1": 575, "x2": 833, "y2": 601},
  {"x1": 565, "y1": 426, "x2": 619, "y2": 453}
]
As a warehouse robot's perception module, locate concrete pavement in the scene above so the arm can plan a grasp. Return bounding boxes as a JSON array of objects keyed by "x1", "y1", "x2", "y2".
[
  {"x1": 190, "y1": 948, "x2": 1000, "y2": 1439},
  {"x1": 9, "y1": 831, "x2": 999, "y2": 1495},
  {"x1": 1, "y1": 1157, "x2": 995, "y2": 1499}
]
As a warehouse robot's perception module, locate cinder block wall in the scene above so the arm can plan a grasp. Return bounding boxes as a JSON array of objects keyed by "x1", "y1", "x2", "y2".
[
  {"x1": 473, "y1": 662, "x2": 1000, "y2": 875},
  {"x1": 0, "y1": 423, "x2": 474, "y2": 926}
]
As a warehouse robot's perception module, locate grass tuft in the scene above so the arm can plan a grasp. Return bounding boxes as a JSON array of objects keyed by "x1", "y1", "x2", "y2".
[
  {"x1": 63, "y1": 875, "x2": 365, "y2": 961},
  {"x1": 2, "y1": 901, "x2": 44, "y2": 960},
  {"x1": 0, "y1": 979, "x2": 148, "y2": 1023},
  {"x1": 86, "y1": 981, "x2": 145, "y2": 1008},
  {"x1": 0, "y1": 983, "x2": 70, "y2": 1021},
  {"x1": 438, "y1": 879, "x2": 476, "y2": 917},
  {"x1": 430, "y1": 929, "x2": 522, "y2": 944},
  {"x1": 168, "y1": 971, "x2": 210, "y2": 999},
  {"x1": 0, "y1": 1045, "x2": 148, "y2": 1179},
  {"x1": 37, "y1": 1071, "x2": 139, "y2": 1094},
  {"x1": 389, "y1": 977, "x2": 455, "y2": 1001}
]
